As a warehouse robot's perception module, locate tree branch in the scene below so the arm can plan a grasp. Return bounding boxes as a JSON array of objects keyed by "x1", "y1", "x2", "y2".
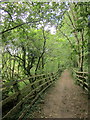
[
  {"x1": 35, "y1": 27, "x2": 46, "y2": 74},
  {"x1": 7, "y1": 49, "x2": 24, "y2": 62},
  {"x1": 0, "y1": 21, "x2": 38, "y2": 34},
  {"x1": 1, "y1": 8, "x2": 14, "y2": 22}
]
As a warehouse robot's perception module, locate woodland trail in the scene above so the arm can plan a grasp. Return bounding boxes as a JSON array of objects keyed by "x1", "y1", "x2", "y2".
[{"x1": 28, "y1": 70, "x2": 88, "y2": 118}]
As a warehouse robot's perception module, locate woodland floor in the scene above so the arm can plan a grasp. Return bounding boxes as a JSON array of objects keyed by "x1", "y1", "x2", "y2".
[{"x1": 27, "y1": 70, "x2": 88, "y2": 119}]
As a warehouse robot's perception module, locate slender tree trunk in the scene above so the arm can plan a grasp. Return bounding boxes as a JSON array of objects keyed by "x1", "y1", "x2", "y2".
[
  {"x1": 35, "y1": 28, "x2": 46, "y2": 74},
  {"x1": 18, "y1": 55, "x2": 20, "y2": 75},
  {"x1": 12, "y1": 59, "x2": 15, "y2": 79},
  {"x1": 42, "y1": 56, "x2": 44, "y2": 69},
  {"x1": 80, "y1": 29, "x2": 84, "y2": 72},
  {"x1": 9, "y1": 55, "x2": 12, "y2": 79}
]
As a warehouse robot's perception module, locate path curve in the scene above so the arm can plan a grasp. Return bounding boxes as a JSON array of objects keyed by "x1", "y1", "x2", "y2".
[{"x1": 28, "y1": 70, "x2": 88, "y2": 118}]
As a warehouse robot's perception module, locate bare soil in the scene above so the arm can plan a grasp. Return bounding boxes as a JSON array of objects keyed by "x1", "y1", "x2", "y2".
[{"x1": 28, "y1": 70, "x2": 88, "y2": 118}]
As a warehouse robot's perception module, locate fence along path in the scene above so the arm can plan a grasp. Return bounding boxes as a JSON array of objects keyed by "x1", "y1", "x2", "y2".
[
  {"x1": 1, "y1": 71, "x2": 60, "y2": 119},
  {"x1": 26, "y1": 70, "x2": 88, "y2": 118},
  {"x1": 1, "y1": 69, "x2": 88, "y2": 119},
  {"x1": 73, "y1": 70, "x2": 88, "y2": 92}
]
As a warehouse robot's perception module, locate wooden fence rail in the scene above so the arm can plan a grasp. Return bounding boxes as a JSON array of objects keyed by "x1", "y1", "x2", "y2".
[
  {"x1": 1, "y1": 70, "x2": 60, "y2": 119},
  {"x1": 73, "y1": 70, "x2": 88, "y2": 92}
]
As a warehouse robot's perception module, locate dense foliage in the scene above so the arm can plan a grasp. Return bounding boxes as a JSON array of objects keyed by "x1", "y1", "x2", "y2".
[{"x1": 1, "y1": 2, "x2": 89, "y2": 89}]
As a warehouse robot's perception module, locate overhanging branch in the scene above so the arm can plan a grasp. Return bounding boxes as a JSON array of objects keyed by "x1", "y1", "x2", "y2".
[{"x1": 0, "y1": 21, "x2": 38, "y2": 34}]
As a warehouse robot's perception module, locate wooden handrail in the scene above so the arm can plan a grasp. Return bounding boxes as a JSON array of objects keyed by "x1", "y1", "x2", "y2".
[
  {"x1": 2, "y1": 76, "x2": 51, "y2": 106},
  {"x1": 76, "y1": 72, "x2": 88, "y2": 74},
  {"x1": 76, "y1": 74, "x2": 87, "y2": 79},
  {"x1": 2, "y1": 72, "x2": 56, "y2": 89},
  {"x1": 72, "y1": 68, "x2": 88, "y2": 74},
  {"x1": 74, "y1": 71, "x2": 88, "y2": 74},
  {"x1": 19, "y1": 81, "x2": 54, "y2": 119},
  {"x1": 2, "y1": 70, "x2": 60, "y2": 119},
  {"x1": 73, "y1": 69, "x2": 88, "y2": 92}
]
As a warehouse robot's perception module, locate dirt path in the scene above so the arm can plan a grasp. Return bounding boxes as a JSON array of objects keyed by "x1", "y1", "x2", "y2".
[{"x1": 28, "y1": 70, "x2": 88, "y2": 118}]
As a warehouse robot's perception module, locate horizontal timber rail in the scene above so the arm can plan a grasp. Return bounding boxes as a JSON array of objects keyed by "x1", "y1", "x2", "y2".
[
  {"x1": 2, "y1": 73, "x2": 51, "y2": 88},
  {"x1": 73, "y1": 69, "x2": 88, "y2": 92},
  {"x1": 1, "y1": 70, "x2": 60, "y2": 119}
]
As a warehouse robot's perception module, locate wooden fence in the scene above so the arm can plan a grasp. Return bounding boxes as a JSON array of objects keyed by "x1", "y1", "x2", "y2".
[
  {"x1": 74, "y1": 70, "x2": 88, "y2": 92},
  {"x1": 1, "y1": 70, "x2": 60, "y2": 119}
]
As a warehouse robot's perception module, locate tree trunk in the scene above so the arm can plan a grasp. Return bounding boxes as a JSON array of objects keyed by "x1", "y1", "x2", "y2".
[
  {"x1": 35, "y1": 28, "x2": 46, "y2": 74},
  {"x1": 80, "y1": 30, "x2": 84, "y2": 72}
]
